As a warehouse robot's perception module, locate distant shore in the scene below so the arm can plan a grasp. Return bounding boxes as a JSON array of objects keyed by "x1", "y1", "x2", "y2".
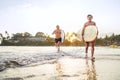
[{"x1": 0, "y1": 32, "x2": 120, "y2": 46}]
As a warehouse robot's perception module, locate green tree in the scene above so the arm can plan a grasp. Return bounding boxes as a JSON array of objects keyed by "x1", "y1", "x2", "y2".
[
  {"x1": 12, "y1": 33, "x2": 23, "y2": 39},
  {"x1": 35, "y1": 32, "x2": 46, "y2": 38},
  {"x1": 46, "y1": 36, "x2": 54, "y2": 45},
  {"x1": 24, "y1": 32, "x2": 31, "y2": 37}
]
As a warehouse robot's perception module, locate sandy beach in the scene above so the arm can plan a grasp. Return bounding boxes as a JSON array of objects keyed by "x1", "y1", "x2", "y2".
[{"x1": 0, "y1": 46, "x2": 120, "y2": 80}]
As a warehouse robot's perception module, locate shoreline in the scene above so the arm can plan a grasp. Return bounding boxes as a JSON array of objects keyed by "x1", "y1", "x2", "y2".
[{"x1": 0, "y1": 46, "x2": 120, "y2": 80}]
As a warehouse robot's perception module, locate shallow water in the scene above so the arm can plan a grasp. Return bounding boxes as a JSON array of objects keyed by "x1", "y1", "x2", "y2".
[{"x1": 0, "y1": 46, "x2": 120, "y2": 80}]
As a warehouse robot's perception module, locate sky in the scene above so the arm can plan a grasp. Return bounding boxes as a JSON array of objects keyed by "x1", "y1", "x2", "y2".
[{"x1": 0, "y1": 0, "x2": 120, "y2": 37}]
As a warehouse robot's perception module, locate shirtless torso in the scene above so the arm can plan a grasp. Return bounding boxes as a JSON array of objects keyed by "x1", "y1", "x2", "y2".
[{"x1": 53, "y1": 29, "x2": 61, "y2": 39}]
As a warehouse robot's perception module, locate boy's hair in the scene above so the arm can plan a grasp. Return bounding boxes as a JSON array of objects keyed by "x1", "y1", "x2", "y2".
[{"x1": 87, "y1": 14, "x2": 93, "y2": 18}]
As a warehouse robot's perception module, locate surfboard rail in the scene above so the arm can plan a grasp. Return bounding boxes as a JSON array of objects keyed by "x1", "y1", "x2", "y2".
[
  {"x1": 61, "y1": 30, "x2": 65, "y2": 43},
  {"x1": 77, "y1": 26, "x2": 98, "y2": 42}
]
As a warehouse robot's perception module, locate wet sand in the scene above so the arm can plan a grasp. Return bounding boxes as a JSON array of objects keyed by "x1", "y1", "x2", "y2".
[{"x1": 0, "y1": 46, "x2": 120, "y2": 80}]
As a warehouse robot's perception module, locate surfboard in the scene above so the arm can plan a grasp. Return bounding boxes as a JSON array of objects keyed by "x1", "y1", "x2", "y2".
[
  {"x1": 0, "y1": 34, "x2": 3, "y2": 45},
  {"x1": 61, "y1": 30, "x2": 65, "y2": 43},
  {"x1": 77, "y1": 26, "x2": 98, "y2": 42},
  {"x1": 77, "y1": 29, "x2": 83, "y2": 41}
]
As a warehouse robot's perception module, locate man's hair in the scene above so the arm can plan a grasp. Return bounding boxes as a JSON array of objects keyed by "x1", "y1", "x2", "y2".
[
  {"x1": 56, "y1": 25, "x2": 59, "y2": 27},
  {"x1": 87, "y1": 14, "x2": 93, "y2": 18}
]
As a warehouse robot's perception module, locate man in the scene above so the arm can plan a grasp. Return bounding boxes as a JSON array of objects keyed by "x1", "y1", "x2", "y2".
[
  {"x1": 52, "y1": 25, "x2": 62, "y2": 52},
  {"x1": 82, "y1": 14, "x2": 98, "y2": 59}
]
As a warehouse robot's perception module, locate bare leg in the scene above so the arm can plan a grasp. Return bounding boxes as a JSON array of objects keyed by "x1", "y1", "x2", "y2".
[
  {"x1": 57, "y1": 41, "x2": 61, "y2": 52},
  {"x1": 55, "y1": 43, "x2": 59, "y2": 51},
  {"x1": 91, "y1": 42, "x2": 95, "y2": 58},
  {"x1": 55, "y1": 43, "x2": 57, "y2": 48},
  {"x1": 85, "y1": 42, "x2": 89, "y2": 57}
]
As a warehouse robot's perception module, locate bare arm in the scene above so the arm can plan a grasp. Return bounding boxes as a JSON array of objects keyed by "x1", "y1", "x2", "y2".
[
  {"x1": 52, "y1": 30, "x2": 55, "y2": 35},
  {"x1": 94, "y1": 22, "x2": 99, "y2": 35},
  {"x1": 94, "y1": 22, "x2": 96, "y2": 26}
]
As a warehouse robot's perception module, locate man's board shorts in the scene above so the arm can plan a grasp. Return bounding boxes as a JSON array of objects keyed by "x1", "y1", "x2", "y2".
[{"x1": 55, "y1": 38, "x2": 61, "y2": 43}]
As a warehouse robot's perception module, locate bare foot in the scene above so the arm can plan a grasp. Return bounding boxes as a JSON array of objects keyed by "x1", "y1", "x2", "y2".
[
  {"x1": 57, "y1": 48, "x2": 60, "y2": 52},
  {"x1": 91, "y1": 57, "x2": 95, "y2": 62}
]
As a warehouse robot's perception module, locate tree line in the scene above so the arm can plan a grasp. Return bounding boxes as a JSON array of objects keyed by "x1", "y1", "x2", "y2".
[{"x1": 1, "y1": 32, "x2": 120, "y2": 46}]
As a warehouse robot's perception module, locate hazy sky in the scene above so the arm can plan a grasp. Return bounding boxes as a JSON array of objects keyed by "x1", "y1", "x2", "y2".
[{"x1": 0, "y1": 0, "x2": 120, "y2": 36}]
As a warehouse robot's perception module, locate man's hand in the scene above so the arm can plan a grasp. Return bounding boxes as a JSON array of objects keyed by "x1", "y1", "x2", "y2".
[{"x1": 82, "y1": 36, "x2": 85, "y2": 42}]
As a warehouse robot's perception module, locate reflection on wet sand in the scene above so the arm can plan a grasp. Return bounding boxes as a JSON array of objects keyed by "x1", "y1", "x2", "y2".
[
  {"x1": 56, "y1": 56, "x2": 97, "y2": 80},
  {"x1": 0, "y1": 47, "x2": 120, "y2": 80},
  {"x1": 0, "y1": 56, "x2": 97, "y2": 80},
  {"x1": 86, "y1": 59, "x2": 97, "y2": 80}
]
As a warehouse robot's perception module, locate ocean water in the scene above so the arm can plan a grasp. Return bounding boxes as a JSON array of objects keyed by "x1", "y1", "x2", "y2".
[{"x1": 0, "y1": 46, "x2": 120, "y2": 80}]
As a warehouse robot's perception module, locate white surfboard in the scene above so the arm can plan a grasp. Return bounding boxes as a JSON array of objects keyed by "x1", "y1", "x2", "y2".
[
  {"x1": 0, "y1": 34, "x2": 3, "y2": 45},
  {"x1": 77, "y1": 29, "x2": 83, "y2": 41},
  {"x1": 61, "y1": 30, "x2": 65, "y2": 43},
  {"x1": 77, "y1": 26, "x2": 98, "y2": 42}
]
